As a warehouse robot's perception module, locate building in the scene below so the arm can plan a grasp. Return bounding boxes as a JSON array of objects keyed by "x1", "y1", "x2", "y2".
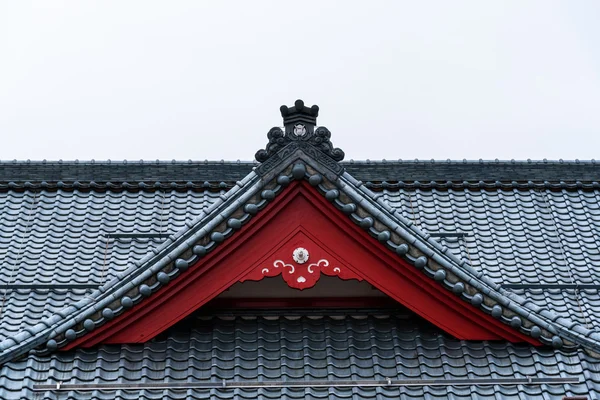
[{"x1": 0, "y1": 100, "x2": 599, "y2": 399}]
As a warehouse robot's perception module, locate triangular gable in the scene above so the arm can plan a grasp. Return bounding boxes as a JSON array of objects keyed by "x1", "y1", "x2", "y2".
[
  {"x1": 1, "y1": 100, "x2": 599, "y2": 364},
  {"x1": 65, "y1": 179, "x2": 531, "y2": 347}
]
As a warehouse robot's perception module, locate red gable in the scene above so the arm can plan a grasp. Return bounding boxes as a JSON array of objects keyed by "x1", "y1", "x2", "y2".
[{"x1": 64, "y1": 180, "x2": 536, "y2": 349}]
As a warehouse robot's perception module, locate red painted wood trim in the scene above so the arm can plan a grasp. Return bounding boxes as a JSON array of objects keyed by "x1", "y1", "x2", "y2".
[{"x1": 64, "y1": 181, "x2": 540, "y2": 349}]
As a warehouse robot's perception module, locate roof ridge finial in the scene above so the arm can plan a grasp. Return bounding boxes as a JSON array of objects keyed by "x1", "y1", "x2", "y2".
[{"x1": 255, "y1": 100, "x2": 345, "y2": 165}]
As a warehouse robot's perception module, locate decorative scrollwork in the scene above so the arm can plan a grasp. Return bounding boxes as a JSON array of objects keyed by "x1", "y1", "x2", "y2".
[
  {"x1": 255, "y1": 127, "x2": 286, "y2": 163},
  {"x1": 312, "y1": 127, "x2": 344, "y2": 162},
  {"x1": 255, "y1": 126, "x2": 344, "y2": 164},
  {"x1": 272, "y1": 260, "x2": 295, "y2": 274},
  {"x1": 242, "y1": 236, "x2": 363, "y2": 290},
  {"x1": 248, "y1": 255, "x2": 354, "y2": 290},
  {"x1": 307, "y1": 259, "x2": 328, "y2": 274}
]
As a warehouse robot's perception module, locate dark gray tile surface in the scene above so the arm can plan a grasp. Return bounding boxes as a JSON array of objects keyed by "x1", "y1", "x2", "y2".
[
  {"x1": 378, "y1": 188, "x2": 600, "y2": 328},
  {"x1": 1, "y1": 159, "x2": 599, "y2": 184},
  {"x1": 1, "y1": 187, "x2": 600, "y2": 339},
  {"x1": 377, "y1": 188, "x2": 600, "y2": 329},
  {"x1": 0, "y1": 289, "x2": 93, "y2": 340},
  {"x1": 0, "y1": 189, "x2": 224, "y2": 285},
  {"x1": 1, "y1": 315, "x2": 597, "y2": 400},
  {"x1": 1, "y1": 181, "x2": 600, "y2": 399},
  {"x1": 378, "y1": 189, "x2": 600, "y2": 283},
  {"x1": 0, "y1": 189, "x2": 225, "y2": 340}
]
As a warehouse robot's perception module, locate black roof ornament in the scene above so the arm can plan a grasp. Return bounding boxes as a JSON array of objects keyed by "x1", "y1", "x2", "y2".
[
  {"x1": 280, "y1": 99, "x2": 319, "y2": 137},
  {"x1": 255, "y1": 100, "x2": 345, "y2": 168}
]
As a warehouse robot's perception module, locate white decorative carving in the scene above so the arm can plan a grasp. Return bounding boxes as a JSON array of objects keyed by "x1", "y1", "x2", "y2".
[
  {"x1": 307, "y1": 259, "x2": 329, "y2": 273},
  {"x1": 273, "y1": 260, "x2": 295, "y2": 273},
  {"x1": 292, "y1": 247, "x2": 309, "y2": 264},
  {"x1": 293, "y1": 124, "x2": 307, "y2": 136},
  {"x1": 250, "y1": 254, "x2": 353, "y2": 289}
]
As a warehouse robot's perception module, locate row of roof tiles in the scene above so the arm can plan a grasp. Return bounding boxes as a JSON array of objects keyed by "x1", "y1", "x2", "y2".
[
  {"x1": 1, "y1": 160, "x2": 599, "y2": 185},
  {"x1": 0, "y1": 315, "x2": 597, "y2": 400},
  {"x1": 2, "y1": 181, "x2": 600, "y2": 192},
  {"x1": 2, "y1": 159, "x2": 599, "y2": 163}
]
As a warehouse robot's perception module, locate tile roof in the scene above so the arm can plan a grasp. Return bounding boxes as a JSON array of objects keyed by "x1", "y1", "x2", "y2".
[
  {"x1": 0, "y1": 162, "x2": 599, "y2": 354},
  {"x1": 0, "y1": 100, "x2": 600, "y2": 399},
  {"x1": 3, "y1": 99, "x2": 598, "y2": 398},
  {"x1": 376, "y1": 187, "x2": 600, "y2": 329},
  {"x1": 0, "y1": 148, "x2": 597, "y2": 367},
  {"x1": 0, "y1": 189, "x2": 221, "y2": 288},
  {"x1": 1, "y1": 314, "x2": 597, "y2": 399},
  {"x1": 377, "y1": 188, "x2": 600, "y2": 285}
]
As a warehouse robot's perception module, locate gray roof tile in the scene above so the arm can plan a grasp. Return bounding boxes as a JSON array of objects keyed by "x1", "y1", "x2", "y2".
[
  {"x1": 0, "y1": 160, "x2": 600, "y2": 397},
  {"x1": 375, "y1": 188, "x2": 600, "y2": 287},
  {"x1": 0, "y1": 289, "x2": 91, "y2": 339},
  {"x1": 1, "y1": 314, "x2": 597, "y2": 400},
  {"x1": 1, "y1": 183, "x2": 599, "y2": 348},
  {"x1": 0, "y1": 316, "x2": 600, "y2": 399},
  {"x1": 0, "y1": 190, "x2": 225, "y2": 288}
]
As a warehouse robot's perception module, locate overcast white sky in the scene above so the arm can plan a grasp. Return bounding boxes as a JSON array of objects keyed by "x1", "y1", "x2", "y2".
[{"x1": 1, "y1": 1, "x2": 599, "y2": 161}]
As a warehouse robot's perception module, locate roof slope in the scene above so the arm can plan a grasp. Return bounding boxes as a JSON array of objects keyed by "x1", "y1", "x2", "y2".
[{"x1": 1, "y1": 314, "x2": 598, "y2": 400}]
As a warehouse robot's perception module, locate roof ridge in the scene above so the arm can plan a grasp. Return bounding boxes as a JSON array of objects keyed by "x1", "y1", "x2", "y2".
[
  {"x1": 0, "y1": 159, "x2": 597, "y2": 165},
  {"x1": 1, "y1": 159, "x2": 599, "y2": 190}
]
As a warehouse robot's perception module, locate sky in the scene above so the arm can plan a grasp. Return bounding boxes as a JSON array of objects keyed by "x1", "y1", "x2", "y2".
[{"x1": 1, "y1": 1, "x2": 599, "y2": 161}]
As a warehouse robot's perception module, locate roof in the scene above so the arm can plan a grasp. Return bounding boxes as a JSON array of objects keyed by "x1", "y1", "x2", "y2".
[
  {"x1": 0, "y1": 181, "x2": 598, "y2": 329},
  {"x1": 1, "y1": 313, "x2": 598, "y2": 400},
  {"x1": 1, "y1": 100, "x2": 599, "y2": 398},
  {"x1": 1, "y1": 156, "x2": 595, "y2": 352}
]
